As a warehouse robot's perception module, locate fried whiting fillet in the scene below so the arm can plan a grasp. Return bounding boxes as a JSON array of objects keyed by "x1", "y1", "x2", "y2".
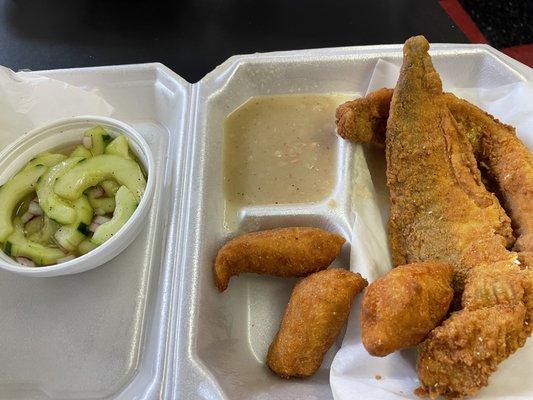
[
  {"x1": 336, "y1": 89, "x2": 533, "y2": 256},
  {"x1": 448, "y1": 96, "x2": 533, "y2": 256},
  {"x1": 267, "y1": 268, "x2": 367, "y2": 378},
  {"x1": 336, "y1": 87, "x2": 392, "y2": 145},
  {"x1": 385, "y1": 36, "x2": 512, "y2": 291},
  {"x1": 416, "y1": 303, "x2": 528, "y2": 398},
  {"x1": 361, "y1": 262, "x2": 453, "y2": 357},
  {"x1": 380, "y1": 36, "x2": 532, "y2": 399},
  {"x1": 213, "y1": 227, "x2": 345, "y2": 291}
]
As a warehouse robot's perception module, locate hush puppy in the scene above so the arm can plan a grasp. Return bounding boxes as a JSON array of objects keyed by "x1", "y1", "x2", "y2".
[{"x1": 267, "y1": 268, "x2": 367, "y2": 378}]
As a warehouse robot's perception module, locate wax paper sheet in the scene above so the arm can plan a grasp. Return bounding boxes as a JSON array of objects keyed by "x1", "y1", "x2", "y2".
[{"x1": 0, "y1": 66, "x2": 113, "y2": 152}]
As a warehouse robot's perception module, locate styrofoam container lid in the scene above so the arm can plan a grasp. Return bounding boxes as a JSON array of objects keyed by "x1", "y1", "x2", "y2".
[{"x1": 0, "y1": 115, "x2": 155, "y2": 277}]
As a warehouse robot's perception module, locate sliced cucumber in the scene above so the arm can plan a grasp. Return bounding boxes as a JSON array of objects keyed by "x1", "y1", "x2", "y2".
[
  {"x1": 84, "y1": 126, "x2": 110, "y2": 156},
  {"x1": 105, "y1": 135, "x2": 131, "y2": 159},
  {"x1": 70, "y1": 145, "x2": 92, "y2": 158},
  {"x1": 55, "y1": 155, "x2": 146, "y2": 202},
  {"x1": 0, "y1": 165, "x2": 47, "y2": 242},
  {"x1": 101, "y1": 180, "x2": 120, "y2": 197},
  {"x1": 37, "y1": 157, "x2": 84, "y2": 225},
  {"x1": 25, "y1": 216, "x2": 44, "y2": 236},
  {"x1": 88, "y1": 186, "x2": 115, "y2": 213},
  {"x1": 89, "y1": 196, "x2": 115, "y2": 214},
  {"x1": 23, "y1": 153, "x2": 67, "y2": 171},
  {"x1": 5, "y1": 218, "x2": 65, "y2": 265},
  {"x1": 28, "y1": 216, "x2": 59, "y2": 246},
  {"x1": 54, "y1": 196, "x2": 93, "y2": 252},
  {"x1": 78, "y1": 239, "x2": 97, "y2": 255},
  {"x1": 92, "y1": 186, "x2": 137, "y2": 245}
]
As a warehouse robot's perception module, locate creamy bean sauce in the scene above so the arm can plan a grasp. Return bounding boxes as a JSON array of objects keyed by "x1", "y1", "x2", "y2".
[{"x1": 224, "y1": 94, "x2": 350, "y2": 212}]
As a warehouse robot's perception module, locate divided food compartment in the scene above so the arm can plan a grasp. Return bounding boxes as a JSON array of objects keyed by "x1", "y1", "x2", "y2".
[
  {"x1": 0, "y1": 65, "x2": 190, "y2": 399},
  {"x1": 0, "y1": 44, "x2": 531, "y2": 400},
  {"x1": 169, "y1": 44, "x2": 532, "y2": 400}
]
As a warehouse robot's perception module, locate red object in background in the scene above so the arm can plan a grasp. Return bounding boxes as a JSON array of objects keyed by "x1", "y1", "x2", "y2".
[
  {"x1": 439, "y1": 0, "x2": 487, "y2": 44},
  {"x1": 501, "y1": 45, "x2": 533, "y2": 68},
  {"x1": 439, "y1": 0, "x2": 532, "y2": 67}
]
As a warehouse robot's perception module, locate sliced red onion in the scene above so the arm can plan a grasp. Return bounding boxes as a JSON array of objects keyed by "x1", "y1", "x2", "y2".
[
  {"x1": 57, "y1": 255, "x2": 76, "y2": 264},
  {"x1": 88, "y1": 222, "x2": 100, "y2": 233},
  {"x1": 91, "y1": 186, "x2": 105, "y2": 199},
  {"x1": 93, "y1": 215, "x2": 111, "y2": 225},
  {"x1": 16, "y1": 257, "x2": 36, "y2": 267},
  {"x1": 83, "y1": 136, "x2": 92, "y2": 149},
  {"x1": 28, "y1": 201, "x2": 43, "y2": 216},
  {"x1": 21, "y1": 212, "x2": 35, "y2": 224}
]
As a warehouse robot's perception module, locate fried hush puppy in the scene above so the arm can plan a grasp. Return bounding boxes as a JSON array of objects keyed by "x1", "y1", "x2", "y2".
[
  {"x1": 214, "y1": 227, "x2": 345, "y2": 291},
  {"x1": 267, "y1": 268, "x2": 367, "y2": 378},
  {"x1": 361, "y1": 262, "x2": 454, "y2": 357}
]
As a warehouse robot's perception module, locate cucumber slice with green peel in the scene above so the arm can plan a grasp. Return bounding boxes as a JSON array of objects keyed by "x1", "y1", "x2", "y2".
[
  {"x1": 101, "y1": 180, "x2": 120, "y2": 196},
  {"x1": 23, "y1": 153, "x2": 67, "y2": 171},
  {"x1": 92, "y1": 186, "x2": 137, "y2": 245},
  {"x1": 0, "y1": 165, "x2": 47, "y2": 242},
  {"x1": 37, "y1": 157, "x2": 84, "y2": 225},
  {"x1": 78, "y1": 239, "x2": 97, "y2": 255},
  {"x1": 70, "y1": 145, "x2": 92, "y2": 158},
  {"x1": 54, "y1": 196, "x2": 93, "y2": 251},
  {"x1": 89, "y1": 197, "x2": 115, "y2": 214},
  {"x1": 105, "y1": 135, "x2": 131, "y2": 159},
  {"x1": 73, "y1": 196, "x2": 93, "y2": 225},
  {"x1": 55, "y1": 155, "x2": 146, "y2": 202},
  {"x1": 25, "y1": 216, "x2": 43, "y2": 236},
  {"x1": 27, "y1": 216, "x2": 59, "y2": 246},
  {"x1": 5, "y1": 218, "x2": 66, "y2": 265},
  {"x1": 84, "y1": 126, "x2": 110, "y2": 156},
  {"x1": 87, "y1": 187, "x2": 115, "y2": 215}
]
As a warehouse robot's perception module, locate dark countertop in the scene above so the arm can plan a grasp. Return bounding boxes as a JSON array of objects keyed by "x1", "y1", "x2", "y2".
[{"x1": 0, "y1": 0, "x2": 467, "y2": 82}]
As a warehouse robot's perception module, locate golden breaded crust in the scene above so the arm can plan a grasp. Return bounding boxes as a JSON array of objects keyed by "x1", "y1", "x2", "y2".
[
  {"x1": 214, "y1": 227, "x2": 345, "y2": 291},
  {"x1": 417, "y1": 304, "x2": 528, "y2": 399},
  {"x1": 267, "y1": 268, "x2": 367, "y2": 378},
  {"x1": 446, "y1": 93, "x2": 533, "y2": 254},
  {"x1": 335, "y1": 88, "x2": 392, "y2": 144},
  {"x1": 462, "y1": 260, "x2": 526, "y2": 310},
  {"x1": 361, "y1": 262, "x2": 453, "y2": 357},
  {"x1": 335, "y1": 88, "x2": 532, "y2": 254},
  {"x1": 385, "y1": 36, "x2": 511, "y2": 291}
]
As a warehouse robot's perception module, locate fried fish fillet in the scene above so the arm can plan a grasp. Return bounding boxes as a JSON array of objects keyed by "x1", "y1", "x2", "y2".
[
  {"x1": 213, "y1": 227, "x2": 345, "y2": 291},
  {"x1": 267, "y1": 268, "x2": 367, "y2": 378},
  {"x1": 449, "y1": 95, "x2": 533, "y2": 255},
  {"x1": 417, "y1": 303, "x2": 528, "y2": 399},
  {"x1": 336, "y1": 89, "x2": 533, "y2": 255},
  {"x1": 385, "y1": 36, "x2": 512, "y2": 291},
  {"x1": 385, "y1": 36, "x2": 532, "y2": 399},
  {"x1": 361, "y1": 262, "x2": 453, "y2": 357},
  {"x1": 335, "y1": 87, "x2": 391, "y2": 145}
]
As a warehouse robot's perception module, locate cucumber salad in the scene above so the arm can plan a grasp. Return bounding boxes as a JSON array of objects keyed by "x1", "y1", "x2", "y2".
[{"x1": 0, "y1": 126, "x2": 146, "y2": 267}]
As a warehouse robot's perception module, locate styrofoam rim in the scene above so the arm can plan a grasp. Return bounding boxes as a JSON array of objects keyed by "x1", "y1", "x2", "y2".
[{"x1": 0, "y1": 116, "x2": 155, "y2": 276}]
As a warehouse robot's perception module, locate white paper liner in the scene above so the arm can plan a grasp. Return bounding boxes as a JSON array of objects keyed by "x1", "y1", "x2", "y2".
[
  {"x1": 330, "y1": 59, "x2": 533, "y2": 399},
  {"x1": 0, "y1": 66, "x2": 113, "y2": 151}
]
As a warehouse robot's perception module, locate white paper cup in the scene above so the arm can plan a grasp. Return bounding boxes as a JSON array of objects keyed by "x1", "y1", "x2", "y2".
[{"x1": 0, "y1": 116, "x2": 155, "y2": 277}]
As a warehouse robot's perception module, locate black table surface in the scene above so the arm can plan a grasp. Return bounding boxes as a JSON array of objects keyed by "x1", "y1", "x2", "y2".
[{"x1": 0, "y1": 0, "x2": 467, "y2": 83}]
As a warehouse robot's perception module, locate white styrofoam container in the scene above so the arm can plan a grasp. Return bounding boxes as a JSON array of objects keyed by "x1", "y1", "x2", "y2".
[
  {"x1": 166, "y1": 44, "x2": 532, "y2": 400},
  {"x1": 0, "y1": 64, "x2": 190, "y2": 399},
  {"x1": 0, "y1": 44, "x2": 530, "y2": 400}
]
